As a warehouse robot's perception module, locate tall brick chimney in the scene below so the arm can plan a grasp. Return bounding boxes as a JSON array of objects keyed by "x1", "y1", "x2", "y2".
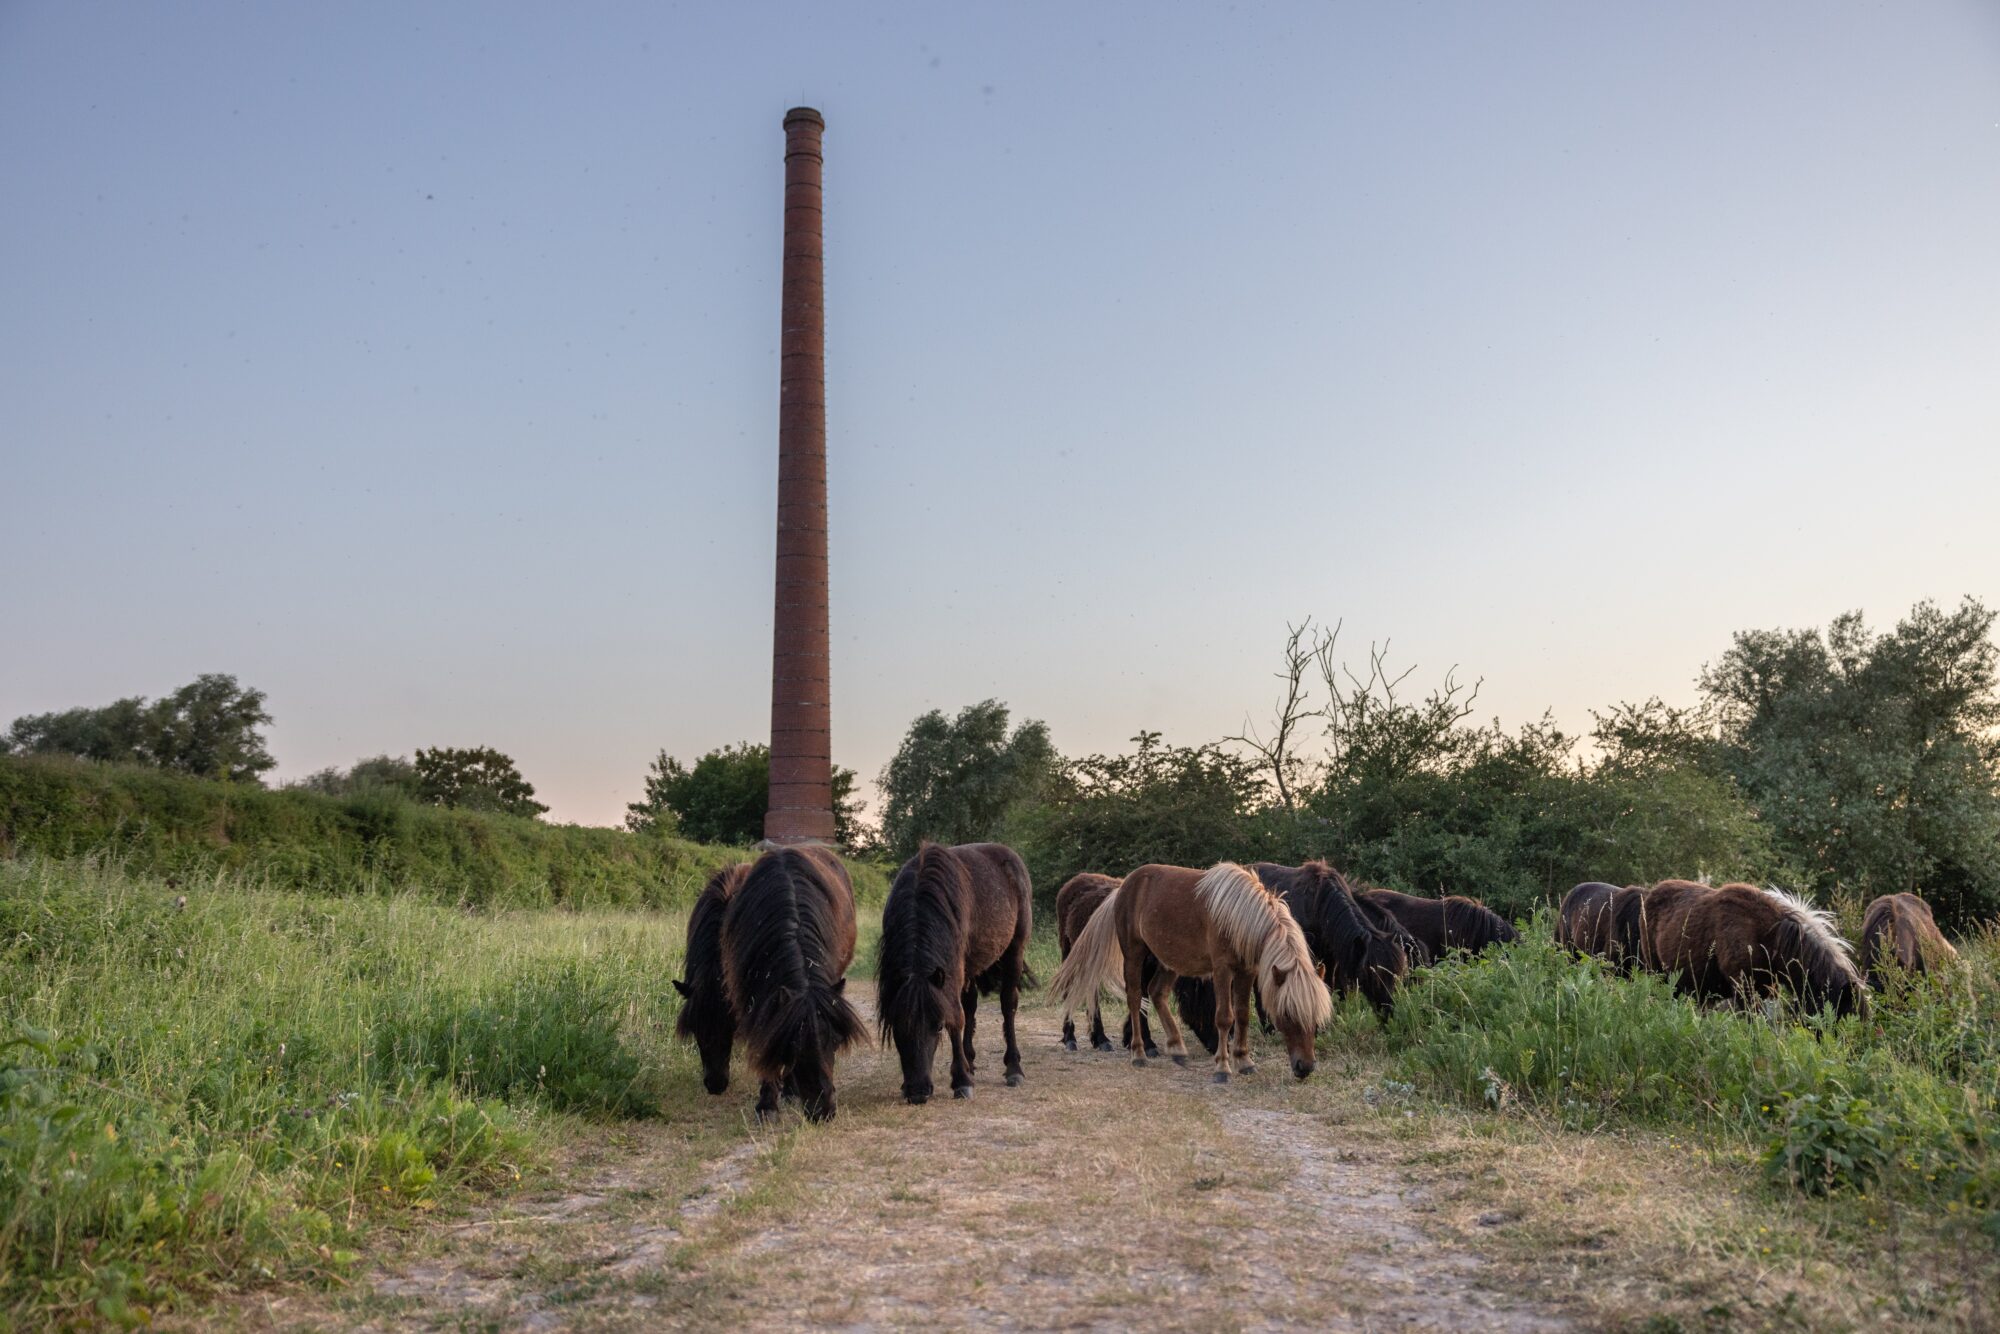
[{"x1": 764, "y1": 107, "x2": 836, "y2": 845}]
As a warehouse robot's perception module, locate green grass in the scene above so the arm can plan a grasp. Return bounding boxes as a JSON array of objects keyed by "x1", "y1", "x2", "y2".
[
  {"x1": 0, "y1": 854, "x2": 708, "y2": 1326},
  {"x1": 1386, "y1": 913, "x2": 2000, "y2": 1228}
]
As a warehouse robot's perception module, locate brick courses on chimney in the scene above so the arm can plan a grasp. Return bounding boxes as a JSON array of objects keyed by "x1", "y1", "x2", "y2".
[{"x1": 764, "y1": 107, "x2": 836, "y2": 845}]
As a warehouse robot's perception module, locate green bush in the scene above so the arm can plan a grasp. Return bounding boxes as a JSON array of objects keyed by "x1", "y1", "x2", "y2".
[
  {"x1": 1762, "y1": 1091, "x2": 1892, "y2": 1196},
  {"x1": 0, "y1": 753, "x2": 753, "y2": 909}
]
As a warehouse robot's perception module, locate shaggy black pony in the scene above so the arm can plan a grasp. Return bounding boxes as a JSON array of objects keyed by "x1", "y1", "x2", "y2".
[
  {"x1": 673, "y1": 861, "x2": 751, "y2": 1095},
  {"x1": 1358, "y1": 886, "x2": 1514, "y2": 961},
  {"x1": 1255, "y1": 861, "x2": 1412, "y2": 1018},
  {"x1": 877, "y1": 842, "x2": 1032, "y2": 1104},
  {"x1": 719, "y1": 844, "x2": 866, "y2": 1122},
  {"x1": 1053, "y1": 872, "x2": 1158, "y2": 1057}
]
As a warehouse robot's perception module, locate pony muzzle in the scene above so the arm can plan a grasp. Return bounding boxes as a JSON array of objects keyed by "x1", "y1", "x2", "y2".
[{"x1": 1291, "y1": 1056, "x2": 1316, "y2": 1080}]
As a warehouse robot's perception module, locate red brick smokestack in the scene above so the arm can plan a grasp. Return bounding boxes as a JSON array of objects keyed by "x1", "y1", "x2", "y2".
[{"x1": 764, "y1": 107, "x2": 836, "y2": 845}]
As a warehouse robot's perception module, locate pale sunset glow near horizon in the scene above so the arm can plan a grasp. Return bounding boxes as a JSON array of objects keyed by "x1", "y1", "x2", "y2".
[{"x1": 4, "y1": 3, "x2": 1997, "y2": 825}]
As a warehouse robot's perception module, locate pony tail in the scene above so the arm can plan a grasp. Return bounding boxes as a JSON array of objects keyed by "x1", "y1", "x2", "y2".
[{"x1": 1050, "y1": 883, "x2": 1126, "y2": 1012}]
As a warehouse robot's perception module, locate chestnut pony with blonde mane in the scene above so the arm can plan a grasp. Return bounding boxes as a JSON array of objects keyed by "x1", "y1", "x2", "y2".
[
  {"x1": 1641, "y1": 879, "x2": 1866, "y2": 1019},
  {"x1": 1051, "y1": 862, "x2": 1331, "y2": 1082}
]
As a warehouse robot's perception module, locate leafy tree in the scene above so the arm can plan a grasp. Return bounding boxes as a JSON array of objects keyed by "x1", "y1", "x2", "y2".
[
  {"x1": 4, "y1": 674, "x2": 274, "y2": 783},
  {"x1": 1700, "y1": 597, "x2": 2000, "y2": 926},
  {"x1": 1005, "y1": 731, "x2": 1264, "y2": 899},
  {"x1": 878, "y1": 701, "x2": 1057, "y2": 860},
  {"x1": 624, "y1": 742, "x2": 863, "y2": 847},
  {"x1": 290, "y1": 754, "x2": 423, "y2": 801},
  {"x1": 413, "y1": 746, "x2": 548, "y2": 819}
]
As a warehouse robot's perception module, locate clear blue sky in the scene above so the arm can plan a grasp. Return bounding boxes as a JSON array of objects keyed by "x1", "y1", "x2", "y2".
[{"x1": 4, "y1": 3, "x2": 1997, "y2": 825}]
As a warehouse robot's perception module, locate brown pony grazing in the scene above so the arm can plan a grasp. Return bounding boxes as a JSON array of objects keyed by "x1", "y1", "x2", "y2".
[
  {"x1": 1641, "y1": 880, "x2": 1867, "y2": 1019},
  {"x1": 1859, "y1": 893, "x2": 1958, "y2": 989},
  {"x1": 1358, "y1": 887, "x2": 1516, "y2": 961},
  {"x1": 1055, "y1": 873, "x2": 1157, "y2": 1057},
  {"x1": 877, "y1": 842, "x2": 1033, "y2": 1104},
  {"x1": 720, "y1": 845, "x2": 866, "y2": 1122},
  {"x1": 1557, "y1": 882, "x2": 1648, "y2": 973},
  {"x1": 1255, "y1": 862, "x2": 1413, "y2": 1018},
  {"x1": 1051, "y1": 862, "x2": 1331, "y2": 1082},
  {"x1": 673, "y1": 861, "x2": 752, "y2": 1095}
]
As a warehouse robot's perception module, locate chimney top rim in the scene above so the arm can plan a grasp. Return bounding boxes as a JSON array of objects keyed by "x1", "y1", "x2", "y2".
[{"x1": 784, "y1": 106, "x2": 825, "y2": 130}]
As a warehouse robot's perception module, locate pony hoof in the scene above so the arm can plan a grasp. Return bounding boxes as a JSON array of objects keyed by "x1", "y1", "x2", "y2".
[
  {"x1": 1212, "y1": 1071, "x2": 1230, "y2": 1084},
  {"x1": 1093, "y1": 1040, "x2": 1116, "y2": 1053},
  {"x1": 1238, "y1": 1062, "x2": 1256, "y2": 1076},
  {"x1": 1132, "y1": 1056, "x2": 1148, "y2": 1067},
  {"x1": 1171, "y1": 1054, "x2": 1190, "y2": 1068},
  {"x1": 1005, "y1": 1071, "x2": 1023, "y2": 1087},
  {"x1": 1144, "y1": 1045, "x2": 1162, "y2": 1059},
  {"x1": 1061, "y1": 1037, "x2": 1078, "y2": 1051},
  {"x1": 952, "y1": 1086, "x2": 973, "y2": 1100}
]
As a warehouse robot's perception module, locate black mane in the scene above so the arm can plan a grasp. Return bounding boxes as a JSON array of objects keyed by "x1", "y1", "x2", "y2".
[
  {"x1": 676, "y1": 864, "x2": 739, "y2": 1047},
  {"x1": 724, "y1": 847, "x2": 865, "y2": 1080},
  {"x1": 876, "y1": 843, "x2": 969, "y2": 1044}
]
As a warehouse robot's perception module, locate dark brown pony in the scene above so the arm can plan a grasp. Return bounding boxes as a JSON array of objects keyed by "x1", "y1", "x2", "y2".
[
  {"x1": 1055, "y1": 872, "x2": 1157, "y2": 1057},
  {"x1": 1641, "y1": 880, "x2": 1867, "y2": 1019},
  {"x1": 672, "y1": 861, "x2": 751, "y2": 1095},
  {"x1": 1358, "y1": 886, "x2": 1516, "y2": 960},
  {"x1": 1051, "y1": 862, "x2": 1331, "y2": 1082},
  {"x1": 720, "y1": 845, "x2": 866, "y2": 1121},
  {"x1": 877, "y1": 843, "x2": 1032, "y2": 1104},
  {"x1": 1254, "y1": 862, "x2": 1413, "y2": 1018},
  {"x1": 1859, "y1": 893, "x2": 1957, "y2": 989},
  {"x1": 1557, "y1": 881, "x2": 1647, "y2": 973}
]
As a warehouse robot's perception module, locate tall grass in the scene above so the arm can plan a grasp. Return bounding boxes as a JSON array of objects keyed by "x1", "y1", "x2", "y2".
[
  {"x1": 0, "y1": 855, "x2": 700, "y2": 1325},
  {"x1": 1387, "y1": 915, "x2": 1999, "y2": 1227}
]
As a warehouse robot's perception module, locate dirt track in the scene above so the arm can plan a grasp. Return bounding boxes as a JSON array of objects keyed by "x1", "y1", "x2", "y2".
[{"x1": 226, "y1": 986, "x2": 1576, "y2": 1331}]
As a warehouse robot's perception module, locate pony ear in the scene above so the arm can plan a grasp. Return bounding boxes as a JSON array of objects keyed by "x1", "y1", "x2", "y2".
[
  {"x1": 672, "y1": 979, "x2": 691, "y2": 998},
  {"x1": 1314, "y1": 961, "x2": 1327, "y2": 982},
  {"x1": 833, "y1": 977, "x2": 847, "y2": 993},
  {"x1": 1271, "y1": 965, "x2": 1290, "y2": 989},
  {"x1": 776, "y1": 985, "x2": 794, "y2": 1006},
  {"x1": 930, "y1": 966, "x2": 947, "y2": 989}
]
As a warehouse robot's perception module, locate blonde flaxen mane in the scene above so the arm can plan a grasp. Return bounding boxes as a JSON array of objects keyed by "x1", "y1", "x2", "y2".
[
  {"x1": 1192, "y1": 863, "x2": 1332, "y2": 1032},
  {"x1": 1757, "y1": 884, "x2": 1856, "y2": 961}
]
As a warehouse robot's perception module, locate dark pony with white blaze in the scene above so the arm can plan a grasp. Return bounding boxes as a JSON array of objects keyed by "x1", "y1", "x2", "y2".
[
  {"x1": 1254, "y1": 862, "x2": 1412, "y2": 1018},
  {"x1": 1358, "y1": 886, "x2": 1515, "y2": 960},
  {"x1": 673, "y1": 862, "x2": 752, "y2": 1094},
  {"x1": 876, "y1": 842, "x2": 1033, "y2": 1104},
  {"x1": 1859, "y1": 893, "x2": 1957, "y2": 990},
  {"x1": 1640, "y1": 879, "x2": 1867, "y2": 1019},
  {"x1": 719, "y1": 845, "x2": 866, "y2": 1121},
  {"x1": 1557, "y1": 881, "x2": 1647, "y2": 973}
]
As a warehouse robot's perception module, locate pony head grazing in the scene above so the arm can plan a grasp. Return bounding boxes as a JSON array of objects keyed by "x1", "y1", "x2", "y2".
[
  {"x1": 1194, "y1": 863, "x2": 1332, "y2": 1079},
  {"x1": 1762, "y1": 886, "x2": 1868, "y2": 1020},
  {"x1": 725, "y1": 848, "x2": 866, "y2": 1122},
  {"x1": 674, "y1": 863, "x2": 747, "y2": 1095},
  {"x1": 876, "y1": 843, "x2": 970, "y2": 1105}
]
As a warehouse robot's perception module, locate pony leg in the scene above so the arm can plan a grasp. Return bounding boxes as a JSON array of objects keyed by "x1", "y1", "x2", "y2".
[
  {"x1": 1230, "y1": 969, "x2": 1256, "y2": 1076},
  {"x1": 754, "y1": 1079, "x2": 782, "y2": 1121},
  {"x1": 1149, "y1": 970, "x2": 1190, "y2": 1067},
  {"x1": 1122, "y1": 951, "x2": 1151, "y2": 1066},
  {"x1": 1209, "y1": 960, "x2": 1237, "y2": 1083},
  {"x1": 1061, "y1": 1004, "x2": 1078, "y2": 1051},
  {"x1": 1138, "y1": 1003, "x2": 1159, "y2": 1058},
  {"x1": 999, "y1": 961, "x2": 1025, "y2": 1086},
  {"x1": 947, "y1": 1019, "x2": 973, "y2": 1099},
  {"x1": 1093, "y1": 1002, "x2": 1116, "y2": 1052},
  {"x1": 961, "y1": 983, "x2": 980, "y2": 1076}
]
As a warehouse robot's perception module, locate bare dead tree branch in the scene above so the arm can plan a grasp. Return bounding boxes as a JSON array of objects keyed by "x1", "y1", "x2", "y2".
[{"x1": 1224, "y1": 618, "x2": 1334, "y2": 811}]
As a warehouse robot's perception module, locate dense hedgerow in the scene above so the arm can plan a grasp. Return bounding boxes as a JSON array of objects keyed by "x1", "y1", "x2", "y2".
[
  {"x1": 0, "y1": 856, "x2": 708, "y2": 1325},
  {"x1": 1387, "y1": 918, "x2": 2000, "y2": 1227},
  {"x1": 0, "y1": 754, "x2": 890, "y2": 910}
]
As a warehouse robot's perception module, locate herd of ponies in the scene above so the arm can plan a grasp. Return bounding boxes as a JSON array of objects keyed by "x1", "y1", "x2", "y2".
[{"x1": 670, "y1": 841, "x2": 1958, "y2": 1123}]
